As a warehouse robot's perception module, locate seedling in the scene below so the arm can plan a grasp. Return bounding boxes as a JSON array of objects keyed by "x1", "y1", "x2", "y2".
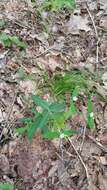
[
  {"x1": 0, "y1": 33, "x2": 27, "y2": 49},
  {"x1": 16, "y1": 89, "x2": 95, "y2": 140}
]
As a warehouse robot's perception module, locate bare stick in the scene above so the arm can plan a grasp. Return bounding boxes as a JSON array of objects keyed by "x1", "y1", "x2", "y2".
[
  {"x1": 86, "y1": 3, "x2": 99, "y2": 70},
  {"x1": 68, "y1": 137, "x2": 91, "y2": 189}
]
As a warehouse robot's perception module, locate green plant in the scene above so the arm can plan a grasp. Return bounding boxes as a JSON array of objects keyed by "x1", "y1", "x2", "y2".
[
  {"x1": 16, "y1": 89, "x2": 95, "y2": 140},
  {"x1": 0, "y1": 183, "x2": 14, "y2": 190},
  {"x1": 0, "y1": 33, "x2": 27, "y2": 49},
  {"x1": 45, "y1": 71, "x2": 90, "y2": 100},
  {"x1": 40, "y1": 0, "x2": 76, "y2": 11}
]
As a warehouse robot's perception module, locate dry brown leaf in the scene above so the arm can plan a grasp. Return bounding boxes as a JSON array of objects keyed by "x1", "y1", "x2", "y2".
[
  {"x1": 98, "y1": 173, "x2": 107, "y2": 190},
  {"x1": 100, "y1": 133, "x2": 107, "y2": 145},
  {"x1": 19, "y1": 80, "x2": 36, "y2": 94},
  {"x1": 66, "y1": 14, "x2": 91, "y2": 34},
  {"x1": 0, "y1": 154, "x2": 10, "y2": 174},
  {"x1": 100, "y1": 16, "x2": 107, "y2": 29}
]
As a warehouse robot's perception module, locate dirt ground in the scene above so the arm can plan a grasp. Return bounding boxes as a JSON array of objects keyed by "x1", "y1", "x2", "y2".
[{"x1": 0, "y1": 0, "x2": 107, "y2": 189}]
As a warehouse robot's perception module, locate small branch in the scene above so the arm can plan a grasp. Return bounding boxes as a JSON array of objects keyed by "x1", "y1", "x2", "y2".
[
  {"x1": 86, "y1": 3, "x2": 99, "y2": 71},
  {"x1": 68, "y1": 137, "x2": 91, "y2": 189},
  {"x1": 86, "y1": 4, "x2": 98, "y2": 38}
]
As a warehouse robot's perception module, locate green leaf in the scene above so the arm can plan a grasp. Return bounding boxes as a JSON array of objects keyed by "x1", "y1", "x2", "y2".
[
  {"x1": 87, "y1": 97, "x2": 93, "y2": 113},
  {"x1": 70, "y1": 99, "x2": 77, "y2": 116},
  {"x1": 15, "y1": 126, "x2": 29, "y2": 135},
  {"x1": 72, "y1": 88, "x2": 78, "y2": 98},
  {"x1": 0, "y1": 33, "x2": 11, "y2": 47},
  {"x1": 87, "y1": 115, "x2": 94, "y2": 129},
  {"x1": 19, "y1": 117, "x2": 32, "y2": 123},
  {"x1": 42, "y1": 131, "x2": 59, "y2": 139},
  {"x1": 63, "y1": 129, "x2": 78, "y2": 136},
  {"x1": 49, "y1": 102, "x2": 65, "y2": 112},
  {"x1": 27, "y1": 122, "x2": 38, "y2": 140},
  {"x1": 27, "y1": 111, "x2": 49, "y2": 140},
  {"x1": 0, "y1": 33, "x2": 27, "y2": 49},
  {"x1": 0, "y1": 183, "x2": 14, "y2": 190},
  {"x1": 11, "y1": 36, "x2": 27, "y2": 49},
  {"x1": 32, "y1": 94, "x2": 50, "y2": 111},
  {"x1": 42, "y1": 0, "x2": 76, "y2": 11}
]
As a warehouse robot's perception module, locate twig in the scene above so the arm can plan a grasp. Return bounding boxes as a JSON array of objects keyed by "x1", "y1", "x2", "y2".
[
  {"x1": 79, "y1": 125, "x2": 86, "y2": 152},
  {"x1": 86, "y1": 3, "x2": 99, "y2": 70},
  {"x1": 86, "y1": 4, "x2": 98, "y2": 38},
  {"x1": 68, "y1": 137, "x2": 91, "y2": 189},
  {"x1": 35, "y1": 48, "x2": 52, "y2": 59}
]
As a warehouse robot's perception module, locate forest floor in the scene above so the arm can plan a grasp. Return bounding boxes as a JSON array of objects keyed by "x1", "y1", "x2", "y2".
[{"x1": 0, "y1": 0, "x2": 107, "y2": 190}]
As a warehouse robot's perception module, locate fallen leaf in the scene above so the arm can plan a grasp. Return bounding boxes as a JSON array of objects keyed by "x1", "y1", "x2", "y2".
[
  {"x1": 100, "y1": 133, "x2": 107, "y2": 145},
  {"x1": 0, "y1": 154, "x2": 10, "y2": 174},
  {"x1": 100, "y1": 16, "x2": 107, "y2": 29},
  {"x1": 98, "y1": 173, "x2": 107, "y2": 190},
  {"x1": 99, "y1": 0, "x2": 107, "y2": 14},
  {"x1": 19, "y1": 80, "x2": 36, "y2": 94},
  {"x1": 102, "y1": 72, "x2": 107, "y2": 89},
  {"x1": 66, "y1": 14, "x2": 91, "y2": 34}
]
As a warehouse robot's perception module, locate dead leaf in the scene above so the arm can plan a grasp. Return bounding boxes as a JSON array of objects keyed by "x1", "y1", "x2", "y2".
[
  {"x1": 0, "y1": 52, "x2": 7, "y2": 69},
  {"x1": 99, "y1": 156, "x2": 107, "y2": 165},
  {"x1": 100, "y1": 16, "x2": 107, "y2": 29},
  {"x1": 98, "y1": 173, "x2": 107, "y2": 190},
  {"x1": 66, "y1": 14, "x2": 91, "y2": 34},
  {"x1": 100, "y1": 133, "x2": 107, "y2": 145},
  {"x1": 102, "y1": 72, "x2": 107, "y2": 89},
  {"x1": 99, "y1": 0, "x2": 107, "y2": 14},
  {"x1": 37, "y1": 53, "x2": 64, "y2": 72},
  {"x1": 0, "y1": 154, "x2": 10, "y2": 174},
  {"x1": 19, "y1": 80, "x2": 36, "y2": 94},
  {"x1": 48, "y1": 161, "x2": 58, "y2": 177}
]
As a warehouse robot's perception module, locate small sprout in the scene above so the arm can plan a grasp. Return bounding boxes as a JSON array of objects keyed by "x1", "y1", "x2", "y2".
[
  {"x1": 73, "y1": 96, "x2": 78, "y2": 101},
  {"x1": 89, "y1": 112, "x2": 94, "y2": 118},
  {"x1": 60, "y1": 133, "x2": 65, "y2": 139}
]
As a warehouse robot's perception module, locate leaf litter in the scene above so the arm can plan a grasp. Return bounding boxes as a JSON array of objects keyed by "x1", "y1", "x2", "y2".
[{"x1": 0, "y1": 0, "x2": 107, "y2": 189}]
